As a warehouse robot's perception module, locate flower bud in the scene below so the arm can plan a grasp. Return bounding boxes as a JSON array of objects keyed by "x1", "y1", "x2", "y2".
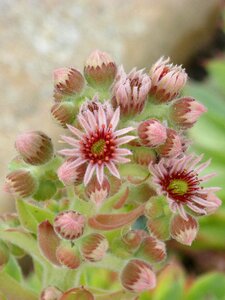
[
  {"x1": 122, "y1": 230, "x2": 148, "y2": 250},
  {"x1": 0, "y1": 241, "x2": 9, "y2": 269},
  {"x1": 170, "y1": 214, "x2": 198, "y2": 246},
  {"x1": 138, "y1": 119, "x2": 167, "y2": 147},
  {"x1": 54, "y1": 210, "x2": 85, "y2": 240},
  {"x1": 132, "y1": 146, "x2": 157, "y2": 166},
  {"x1": 5, "y1": 170, "x2": 37, "y2": 198},
  {"x1": 157, "y1": 128, "x2": 182, "y2": 157},
  {"x1": 135, "y1": 236, "x2": 166, "y2": 263},
  {"x1": 15, "y1": 131, "x2": 53, "y2": 165},
  {"x1": 57, "y1": 159, "x2": 85, "y2": 186},
  {"x1": 40, "y1": 286, "x2": 62, "y2": 300},
  {"x1": 56, "y1": 243, "x2": 81, "y2": 269},
  {"x1": 53, "y1": 67, "x2": 84, "y2": 96},
  {"x1": 51, "y1": 102, "x2": 76, "y2": 128},
  {"x1": 60, "y1": 287, "x2": 94, "y2": 300},
  {"x1": 80, "y1": 233, "x2": 108, "y2": 262},
  {"x1": 149, "y1": 57, "x2": 187, "y2": 103},
  {"x1": 84, "y1": 50, "x2": 117, "y2": 87},
  {"x1": 112, "y1": 66, "x2": 151, "y2": 116},
  {"x1": 85, "y1": 176, "x2": 110, "y2": 207},
  {"x1": 147, "y1": 217, "x2": 171, "y2": 241},
  {"x1": 170, "y1": 97, "x2": 207, "y2": 129},
  {"x1": 120, "y1": 259, "x2": 156, "y2": 292}
]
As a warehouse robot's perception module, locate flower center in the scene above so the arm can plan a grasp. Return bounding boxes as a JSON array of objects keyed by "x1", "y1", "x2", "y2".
[
  {"x1": 91, "y1": 139, "x2": 106, "y2": 155},
  {"x1": 168, "y1": 179, "x2": 188, "y2": 195}
]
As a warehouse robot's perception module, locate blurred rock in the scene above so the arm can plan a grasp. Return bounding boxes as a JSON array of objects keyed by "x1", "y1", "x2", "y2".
[{"x1": 0, "y1": 0, "x2": 222, "y2": 212}]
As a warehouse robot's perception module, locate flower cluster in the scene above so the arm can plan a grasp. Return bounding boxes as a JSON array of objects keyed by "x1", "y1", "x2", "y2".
[{"x1": 2, "y1": 50, "x2": 221, "y2": 299}]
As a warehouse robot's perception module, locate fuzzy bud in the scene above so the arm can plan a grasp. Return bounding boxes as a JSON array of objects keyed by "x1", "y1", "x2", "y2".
[
  {"x1": 80, "y1": 233, "x2": 109, "y2": 262},
  {"x1": 170, "y1": 97, "x2": 207, "y2": 129},
  {"x1": 157, "y1": 128, "x2": 182, "y2": 157},
  {"x1": 112, "y1": 66, "x2": 151, "y2": 116},
  {"x1": 84, "y1": 50, "x2": 117, "y2": 87},
  {"x1": 15, "y1": 131, "x2": 53, "y2": 165},
  {"x1": 170, "y1": 214, "x2": 198, "y2": 246},
  {"x1": 40, "y1": 286, "x2": 62, "y2": 300},
  {"x1": 54, "y1": 210, "x2": 85, "y2": 240},
  {"x1": 51, "y1": 102, "x2": 76, "y2": 128},
  {"x1": 120, "y1": 259, "x2": 156, "y2": 292},
  {"x1": 57, "y1": 159, "x2": 85, "y2": 186},
  {"x1": 60, "y1": 287, "x2": 94, "y2": 300},
  {"x1": 56, "y1": 243, "x2": 81, "y2": 269},
  {"x1": 5, "y1": 170, "x2": 37, "y2": 198},
  {"x1": 131, "y1": 145, "x2": 157, "y2": 166},
  {"x1": 135, "y1": 236, "x2": 166, "y2": 263},
  {"x1": 122, "y1": 230, "x2": 148, "y2": 250},
  {"x1": 149, "y1": 57, "x2": 187, "y2": 103},
  {"x1": 53, "y1": 67, "x2": 84, "y2": 96},
  {"x1": 85, "y1": 176, "x2": 110, "y2": 207},
  {"x1": 138, "y1": 119, "x2": 167, "y2": 147}
]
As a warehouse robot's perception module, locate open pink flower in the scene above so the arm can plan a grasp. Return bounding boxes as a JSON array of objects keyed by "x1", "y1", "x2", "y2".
[
  {"x1": 58, "y1": 102, "x2": 135, "y2": 185},
  {"x1": 149, "y1": 154, "x2": 220, "y2": 220}
]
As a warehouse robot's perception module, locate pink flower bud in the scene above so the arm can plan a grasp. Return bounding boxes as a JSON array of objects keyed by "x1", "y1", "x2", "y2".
[
  {"x1": 170, "y1": 97, "x2": 207, "y2": 129},
  {"x1": 54, "y1": 211, "x2": 85, "y2": 240},
  {"x1": 135, "y1": 236, "x2": 166, "y2": 263},
  {"x1": 56, "y1": 243, "x2": 81, "y2": 269},
  {"x1": 149, "y1": 57, "x2": 187, "y2": 103},
  {"x1": 112, "y1": 66, "x2": 151, "y2": 116},
  {"x1": 147, "y1": 217, "x2": 171, "y2": 241},
  {"x1": 80, "y1": 233, "x2": 109, "y2": 262},
  {"x1": 5, "y1": 170, "x2": 37, "y2": 198},
  {"x1": 120, "y1": 259, "x2": 156, "y2": 292},
  {"x1": 170, "y1": 214, "x2": 198, "y2": 246},
  {"x1": 85, "y1": 176, "x2": 110, "y2": 207},
  {"x1": 57, "y1": 159, "x2": 85, "y2": 186},
  {"x1": 51, "y1": 102, "x2": 76, "y2": 128},
  {"x1": 53, "y1": 67, "x2": 84, "y2": 96},
  {"x1": 138, "y1": 119, "x2": 167, "y2": 147},
  {"x1": 15, "y1": 131, "x2": 53, "y2": 165},
  {"x1": 84, "y1": 50, "x2": 117, "y2": 87},
  {"x1": 40, "y1": 286, "x2": 62, "y2": 300},
  {"x1": 157, "y1": 128, "x2": 182, "y2": 157}
]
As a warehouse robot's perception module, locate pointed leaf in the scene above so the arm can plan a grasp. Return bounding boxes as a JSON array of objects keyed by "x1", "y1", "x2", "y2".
[
  {"x1": 88, "y1": 205, "x2": 145, "y2": 230},
  {"x1": 16, "y1": 199, "x2": 38, "y2": 233},
  {"x1": 38, "y1": 220, "x2": 61, "y2": 266}
]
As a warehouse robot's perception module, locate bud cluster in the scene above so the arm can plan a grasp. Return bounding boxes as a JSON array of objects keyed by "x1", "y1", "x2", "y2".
[{"x1": 2, "y1": 50, "x2": 221, "y2": 299}]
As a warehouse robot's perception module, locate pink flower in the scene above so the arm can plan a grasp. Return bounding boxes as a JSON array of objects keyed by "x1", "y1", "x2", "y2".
[
  {"x1": 149, "y1": 57, "x2": 187, "y2": 103},
  {"x1": 58, "y1": 102, "x2": 135, "y2": 185},
  {"x1": 112, "y1": 66, "x2": 151, "y2": 116},
  {"x1": 149, "y1": 154, "x2": 220, "y2": 220}
]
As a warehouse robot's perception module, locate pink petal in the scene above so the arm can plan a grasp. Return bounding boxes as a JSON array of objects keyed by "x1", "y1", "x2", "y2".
[
  {"x1": 106, "y1": 161, "x2": 120, "y2": 179},
  {"x1": 78, "y1": 115, "x2": 92, "y2": 134},
  {"x1": 61, "y1": 136, "x2": 80, "y2": 148},
  {"x1": 96, "y1": 164, "x2": 104, "y2": 185},
  {"x1": 67, "y1": 124, "x2": 83, "y2": 139},
  {"x1": 110, "y1": 107, "x2": 120, "y2": 131},
  {"x1": 114, "y1": 127, "x2": 134, "y2": 137},
  {"x1": 115, "y1": 148, "x2": 132, "y2": 156},
  {"x1": 116, "y1": 135, "x2": 136, "y2": 145},
  {"x1": 58, "y1": 148, "x2": 78, "y2": 157},
  {"x1": 98, "y1": 105, "x2": 107, "y2": 128},
  {"x1": 83, "y1": 163, "x2": 96, "y2": 186},
  {"x1": 67, "y1": 157, "x2": 86, "y2": 169}
]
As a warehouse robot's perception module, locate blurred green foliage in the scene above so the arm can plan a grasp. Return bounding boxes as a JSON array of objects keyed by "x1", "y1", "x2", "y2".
[{"x1": 185, "y1": 58, "x2": 225, "y2": 250}]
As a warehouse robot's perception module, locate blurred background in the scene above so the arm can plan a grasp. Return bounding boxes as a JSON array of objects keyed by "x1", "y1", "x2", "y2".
[{"x1": 0, "y1": 1, "x2": 225, "y2": 298}]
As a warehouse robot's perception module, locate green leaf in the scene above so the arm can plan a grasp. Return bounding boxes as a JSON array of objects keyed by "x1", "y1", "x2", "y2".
[
  {"x1": 4, "y1": 256, "x2": 23, "y2": 282},
  {"x1": 0, "y1": 270, "x2": 38, "y2": 300},
  {"x1": 185, "y1": 272, "x2": 225, "y2": 300},
  {"x1": 0, "y1": 229, "x2": 43, "y2": 262},
  {"x1": 16, "y1": 199, "x2": 55, "y2": 234}
]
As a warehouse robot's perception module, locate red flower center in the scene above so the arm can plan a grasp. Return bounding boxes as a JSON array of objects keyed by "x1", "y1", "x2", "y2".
[
  {"x1": 160, "y1": 170, "x2": 200, "y2": 203},
  {"x1": 81, "y1": 126, "x2": 115, "y2": 165}
]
